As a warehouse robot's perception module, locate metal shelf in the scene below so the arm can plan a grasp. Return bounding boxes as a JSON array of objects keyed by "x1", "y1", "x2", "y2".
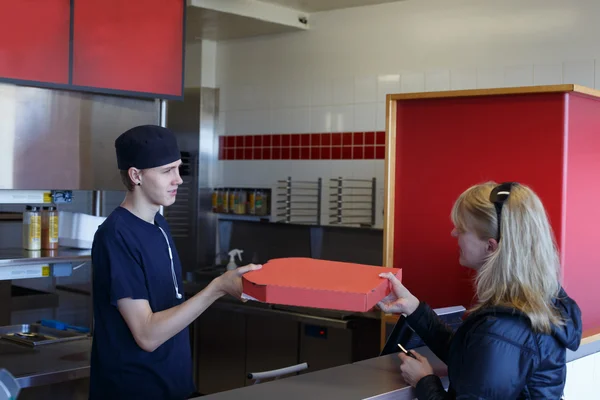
[
  {"x1": 0, "y1": 190, "x2": 73, "y2": 205},
  {"x1": 329, "y1": 177, "x2": 376, "y2": 227},
  {"x1": 276, "y1": 177, "x2": 322, "y2": 225},
  {"x1": 216, "y1": 214, "x2": 272, "y2": 223},
  {"x1": 0, "y1": 247, "x2": 91, "y2": 281}
]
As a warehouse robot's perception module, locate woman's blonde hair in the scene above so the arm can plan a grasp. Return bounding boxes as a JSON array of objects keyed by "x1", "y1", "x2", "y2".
[{"x1": 451, "y1": 182, "x2": 563, "y2": 333}]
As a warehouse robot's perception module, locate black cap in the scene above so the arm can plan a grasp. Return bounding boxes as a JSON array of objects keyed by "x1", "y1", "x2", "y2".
[{"x1": 115, "y1": 125, "x2": 181, "y2": 170}]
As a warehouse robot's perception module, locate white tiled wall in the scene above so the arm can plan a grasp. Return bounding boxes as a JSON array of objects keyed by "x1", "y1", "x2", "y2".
[{"x1": 214, "y1": 0, "x2": 600, "y2": 227}]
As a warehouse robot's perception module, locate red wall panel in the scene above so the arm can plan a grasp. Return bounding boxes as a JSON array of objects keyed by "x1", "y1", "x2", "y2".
[
  {"x1": 0, "y1": 0, "x2": 70, "y2": 84},
  {"x1": 393, "y1": 94, "x2": 566, "y2": 309},
  {"x1": 72, "y1": 0, "x2": 184, "y2": 97},
  {"x1": 564, "y1": 93, "x2": 600, "y2": 331}
]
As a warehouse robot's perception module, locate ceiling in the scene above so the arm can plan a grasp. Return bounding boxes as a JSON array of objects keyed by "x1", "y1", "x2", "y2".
[
  {"x1": 259, "y1": 0, "x2": 403, "y2": 13},
  {"x1": 186, "y1": 0, "x2": 405, "y2": 41},
  {"x1": 186, "y1": 6, "x2": 300, "y2": 41}
]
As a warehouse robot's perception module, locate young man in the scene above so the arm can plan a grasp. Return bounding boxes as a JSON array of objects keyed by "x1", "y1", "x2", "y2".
[{"x1": 89, "y1": 125, "x2": 261, "y2": 400}]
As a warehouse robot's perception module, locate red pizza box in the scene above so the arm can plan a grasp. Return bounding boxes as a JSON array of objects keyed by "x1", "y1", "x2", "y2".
[{"x1": 241, "y1": 257, "x2": 402, "y2": 312}]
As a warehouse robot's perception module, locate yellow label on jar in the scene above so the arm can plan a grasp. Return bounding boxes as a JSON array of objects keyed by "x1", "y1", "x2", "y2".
[
  {"x1": 49, "y1": 215, "x2": 59, "y2": 243},
  {"x1": 249, "y1": 192, "x2": 255, "y2": 214},
  {"x1": 30, "y1": 215, "x2": 41, "y2": 241}
]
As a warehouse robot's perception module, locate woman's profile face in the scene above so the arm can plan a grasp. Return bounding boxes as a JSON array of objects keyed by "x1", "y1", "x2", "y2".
[{"x1": 451, "y1": 226, "x2": 491, "y2": 270}]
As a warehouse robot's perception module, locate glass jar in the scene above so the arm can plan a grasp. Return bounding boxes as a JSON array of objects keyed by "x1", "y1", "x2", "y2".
[
  {"x1": 42, "y1": 206, "x2": 59, "y2": 250},
  {"x1": 234, "y1": 190, "x2": 247, "y2": 215},
  {"x1": 255, "y1": 190, "x2": 269, "y2": 216},
  {"x1": 211, "y1": 189, "x2": 219, "y2": 212},
  {"x1": 232, "y1": 190, "x2": 240, "y2": 214},
  {"x1": 23, "y1": 206, "x2": 41, "y2": 250},
  {"x1": 227, "y1": 189, "x2": 237, "y2": 214},
  {"x1": 221, "y1": 188, "x2": 229, "y2": 213},
  {"x1": 248, "y1": 190, "x2": 256, "y2": 215}
]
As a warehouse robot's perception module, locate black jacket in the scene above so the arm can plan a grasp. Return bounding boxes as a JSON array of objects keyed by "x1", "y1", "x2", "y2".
[{"x1": 406, "y1": 288, "x2": 582, "y2": 399}]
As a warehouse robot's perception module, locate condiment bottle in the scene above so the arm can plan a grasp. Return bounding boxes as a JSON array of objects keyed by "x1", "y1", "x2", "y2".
[
  {"x1": 215, "y1": 188, "x2": 222, "y2": 213},
  {"x1": 255, "y1": 190, "x2": 266, "y2": 216},
  {"x1": 221, "y1": 188, "x2": 229, "y2": 213},
  {"x1": 249, "y1": 190, "x2": 256, "y2": 215},
  {"x1": 42, "y1": 206, "x2": 59, "y2": 250},
  {"x1": 229, "y1": 189, "x2": 236, "y2": 214},
  {"x1": 239, "y1": 190, "x2": 248, "y2": 214},
  {"x1": 22, "y1": 206, "x2": 41, "y2": 250},
  {"x1": 232, "y1": 190, "x2": 240, "y2": 214},
  {"x1": 211, "y1": 189, "x2": 219, "y2": 212}
]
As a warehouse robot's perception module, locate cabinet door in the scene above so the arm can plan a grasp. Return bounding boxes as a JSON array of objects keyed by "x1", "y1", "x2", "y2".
[
  {"x1": 245, "y1": 315, "x2": 299, "y2": 386},
  {"x1": 194, "y1": 308, "x2": 247, "y2": 395},
  {"x1": 72, "y1": 0, "x2": 184, "y2": 98},
  {"x1": 0, "y1": 0, "x2": 70, "y2": 85},
  {"x1": 299, "y1": 323, "x2": 353, "y2": 372}
]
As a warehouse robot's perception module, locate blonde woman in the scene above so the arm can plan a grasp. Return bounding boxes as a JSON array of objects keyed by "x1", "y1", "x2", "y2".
[{"x1": 378, "y1": 182, "x2": 582, "y2": 399}]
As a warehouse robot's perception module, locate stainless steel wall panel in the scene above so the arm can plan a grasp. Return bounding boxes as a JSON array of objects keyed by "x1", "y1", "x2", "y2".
[{"x1": 0, "y1": 83, "x2": 158, "y2": 190}]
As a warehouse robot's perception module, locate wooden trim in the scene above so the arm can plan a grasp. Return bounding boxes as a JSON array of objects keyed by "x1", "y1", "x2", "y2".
[
  {"x1": 572, "y1": 84, "x2": 600, "y2": 99},
  {"x1": 581, "y1": 327, "x2": 600, "y2": 345},
  {"x1": 387, "y1": 84, "x2": 600, "y2": 102},
  {"x1": 380, "y1": 316, "x2": 387, "y2": 350},
  {"x1": 383, "y1": 94, "x2": 397, "y2": 269},
  {"x1": 380, "y1": 94, "x2": 399, "y2": 350},
  {"x1": 380, "y1": 313, "x2": 400, "y2": 351}
]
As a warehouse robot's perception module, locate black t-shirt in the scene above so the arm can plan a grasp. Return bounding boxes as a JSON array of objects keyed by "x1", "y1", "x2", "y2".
[{"x1": 89, "y1": 207, "x2": 194, "y2": 400}]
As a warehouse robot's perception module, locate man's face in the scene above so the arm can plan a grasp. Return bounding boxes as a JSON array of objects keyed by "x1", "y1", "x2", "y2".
[{"x1": 137, "y1": 159, "x2": 183, "y2": 207}]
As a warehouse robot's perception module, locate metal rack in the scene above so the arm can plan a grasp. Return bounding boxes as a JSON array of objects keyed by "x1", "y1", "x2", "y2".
[
  {"x1": 0, "y1": 190, "x2": 86, "y2": 282},
  {"x1": 276, "y1": 177, "x2": 322, "y2": 225},
  {"x1": 329, "y1": 178, "x2": 376, "y2": 227}
]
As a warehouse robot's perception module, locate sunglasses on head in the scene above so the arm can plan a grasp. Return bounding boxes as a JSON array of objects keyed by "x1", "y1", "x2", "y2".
[{"x1": 489, "y1": 182, "x2": 517, "y2": 242}]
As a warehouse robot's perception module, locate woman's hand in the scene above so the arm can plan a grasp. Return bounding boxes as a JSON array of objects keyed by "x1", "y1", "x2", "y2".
[
  {"x1": 398, "y1": 350, "x2": 434, "y2": 388},
  {"x1": 377, "y1": 272, "x2": 420, "y2": 316}
]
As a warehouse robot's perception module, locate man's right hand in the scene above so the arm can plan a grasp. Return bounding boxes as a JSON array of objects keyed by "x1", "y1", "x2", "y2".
[
  {"x1": 117, "y1": 264, "x2": 262, "y2": 353},
  {"x1": 212, "y1": 264, "x2": 262, "y2": 299},
  {"x1": 377, "y1": 272, "x2": 420, "y2": 316}
]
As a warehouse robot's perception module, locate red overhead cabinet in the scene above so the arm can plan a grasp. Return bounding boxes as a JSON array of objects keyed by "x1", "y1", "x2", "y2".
[
  {"x1": 72, "y1": 0, "x2": 184, "y2": 98},
  {"x1": 0, "y1": 0, "x2": 184, "y2": 99},
  {"x1": 0, "y1": 0, "x2": 71, "y2": 84},
  {"x1": 383, "y1": 85, "x2": 600, "y2": 331}
]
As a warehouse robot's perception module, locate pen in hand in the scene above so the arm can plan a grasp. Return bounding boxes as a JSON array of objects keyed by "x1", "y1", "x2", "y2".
[{"x1": 398, "y1": 343, "x2": 417, "y2": 359}]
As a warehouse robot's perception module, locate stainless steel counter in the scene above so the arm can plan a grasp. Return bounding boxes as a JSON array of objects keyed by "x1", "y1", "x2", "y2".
[
  {"x1": 194, "y1": 332, "x2": 600, "y2": 399},
  {"x1": 0, "y1": 248, "x2": 91, "y2": 267},
  {"x1": 0, "y1": 337, "x2": 91, "y2": 388},
  {"x1": 193, "y1": 347, "x2": 448, "y2": 400}
]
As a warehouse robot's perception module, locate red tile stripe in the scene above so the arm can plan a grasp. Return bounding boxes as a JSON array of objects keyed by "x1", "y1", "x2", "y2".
[{"x1": 218, "y1": 132, "x2": 386, "y2": 160}]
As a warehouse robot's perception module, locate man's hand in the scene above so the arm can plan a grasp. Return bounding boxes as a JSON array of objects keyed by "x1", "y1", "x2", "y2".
[
  {"x1": 212, "y1": 264, "x2": 262, "y2": 299},
  {"x1": 117, "y1": 264, "x2": 262, "y2": 353}
]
